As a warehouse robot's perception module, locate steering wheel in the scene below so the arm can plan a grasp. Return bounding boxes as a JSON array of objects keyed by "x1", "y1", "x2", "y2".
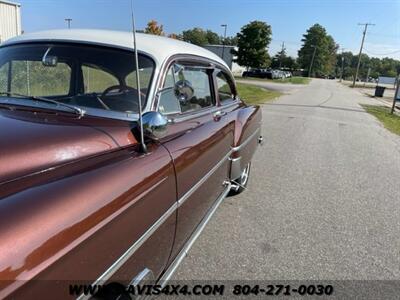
[
  {"x1": 96, "y1": 85, "x2": 146, "y2": 111},
  {"x1": 101, "y1": 85, "x2": 146, "y2": 99}
]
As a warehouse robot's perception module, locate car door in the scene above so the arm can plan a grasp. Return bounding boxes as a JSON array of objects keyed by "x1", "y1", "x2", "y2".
[{"x1": 157, "y1": 59, "x2": 235, "y2": 261}]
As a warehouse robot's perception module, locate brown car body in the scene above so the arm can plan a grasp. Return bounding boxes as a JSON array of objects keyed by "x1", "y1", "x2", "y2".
[{"x1": 0, "y1": 30, "x2": 262, "y2": 299}]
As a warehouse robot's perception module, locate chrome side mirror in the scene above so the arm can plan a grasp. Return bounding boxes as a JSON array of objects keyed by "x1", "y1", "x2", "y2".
[
  {"x1": 174, "y1": 80, "x2": 194, "y2": 104},
  {"x1": 141, "y1": 111, "x2": 168, "y2": 140}
]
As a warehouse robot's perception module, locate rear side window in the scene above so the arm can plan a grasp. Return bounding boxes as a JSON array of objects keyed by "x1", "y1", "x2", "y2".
[
  {"x1": 215, "y1": 69, "x2": 236, "y2": 102},
  {"x1": 178, "y1": 67, "x2": 213, "y2": 112}
]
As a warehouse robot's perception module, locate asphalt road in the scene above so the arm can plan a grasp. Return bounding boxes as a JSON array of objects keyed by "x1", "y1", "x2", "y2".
[{"x1": 173, "y1": 79, "x2": 400, "y2": 282}]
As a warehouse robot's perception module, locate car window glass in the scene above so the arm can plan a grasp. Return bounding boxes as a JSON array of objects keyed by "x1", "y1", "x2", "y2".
[
  {"x1": 83, "y1": 64, "x2": 119, "y2": 93},
  {"x1": 0, "y1": 63, "x2": 9, "y2": 92},
  {"x1": 9, "y1": 60, "x2": 71, "y2": 96},
  {"x1": 158, "y1": 88, "x2": 181, "y2": 115},
  {"x1": 159, "y1": 66, "x2": 181, "y2": 115},
  {"x1": 216, "y1": 70, "x2": 235, "y2": 101},
  {"x1": 125, "y1": 66, "x2": 153, "y2": 91},
  {"x1": 163, "y1": 67, "x2": 175, "y2": 88},
  {"x1": 177, "y1": 67, "x2": 213, "y2": 113}
]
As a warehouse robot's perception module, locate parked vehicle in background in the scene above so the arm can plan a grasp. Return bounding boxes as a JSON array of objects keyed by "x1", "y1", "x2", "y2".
[
  {"x1": 271, "y1": 70, "x2": 281, "y2": 79},
  {"x1": 0, "y1": 29, "x2": 262, "y2": 299},
  {"x1": 242, "y1": 68, "x2": 270, "y2": 78},
  {"x1": 284, "y1": 71, "x2": 292, "y2": 78}
]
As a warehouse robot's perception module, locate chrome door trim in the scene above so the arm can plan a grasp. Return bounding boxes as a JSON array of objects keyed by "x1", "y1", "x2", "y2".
[
  {"x1": 231, "y1": 127, "x2": 261, "y2": 152},
  {"x1": 177, "y1": 150, "x2": 232, "y2": 207},
  {"x1": 165, "y1": 100, "x2": 240, "y2": 124},
  {"x1": 159, "y1": 182, "x2": 232, "y2": 285},
  {"x1": 169, "y1": 105, "x2": 221, "y2": 123},
  {"x1": 77, "y1": 199, "x2": 177, "y2": 300}
]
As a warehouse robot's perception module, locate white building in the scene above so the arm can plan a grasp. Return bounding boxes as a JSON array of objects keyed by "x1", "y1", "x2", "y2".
[{"x1": 0, "y1": 0, "x2": 21, "y2": 43}]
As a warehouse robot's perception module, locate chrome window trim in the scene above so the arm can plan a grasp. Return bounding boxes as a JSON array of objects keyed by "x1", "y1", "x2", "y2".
[
  {"x1": 178, "y1": 150, "x2": 232, "y2": 207},
  {"x1": 165, "y1": 99, "x2": 240, "y2": 123},
  {"x1": 153, "y1": 54, "x2": 233, "y2": 112},
  {"x1": 231, "y1": 127, "x2": 261, "y2": 152},
  {"x1": 77, "y1": 150, "x2": 232, "y2": 300},
  {"x1": 0, "y1": 42, "x2": 159, "y2": 121},
  {"x1": 168, "y1": 105, "x2": 221, "y2": 123}
]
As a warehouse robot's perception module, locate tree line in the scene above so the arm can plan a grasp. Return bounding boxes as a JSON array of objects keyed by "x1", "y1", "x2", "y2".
[{"x1": 143, "y1": 20, "x2": 400, "y2": 78}]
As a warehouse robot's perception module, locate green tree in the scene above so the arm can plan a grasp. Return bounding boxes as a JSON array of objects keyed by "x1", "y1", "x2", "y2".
[
  {"x1": 144, "y1": 20, "x2": 164, "y2": 36},
  {"x1": 181, "y1": 28, "x2": 221, "y2": 46},
  {"x1": 271, "y1": 45, "x2": 288, "y2": 68},
  {"x1": 167, "y1": 33, "x2": 182, "y2": 40},
  {"x1": 224, "y1": 36, "x2": 238, "y2": 46},
  {"x1": 233, "y1": 21, "x2": 272, "y2": 69},
  {"x1": 335, "y1": 51, "x2": 355, "y2": 79},
  {"x1": 297, "y1": 24, "x2": 338, "y2": 76},
  {"x1": 205, "y1": 30, "x2": 220, "y2": 44},
  {"x1": 335, "y1": 52, "x2": 400, "y2": 80}
]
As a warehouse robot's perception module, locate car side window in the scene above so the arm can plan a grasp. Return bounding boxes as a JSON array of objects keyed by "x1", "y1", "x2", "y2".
[
  {"x1": 158, "y1": 66, "x2": 181, "y2": 115},
  {"x1": 215, "y1": 69, "x2": 236, "y2": 102},
  {"x1": 158, "y1": 63, "x2": 214, "y2": 115},
  {"x1": 178, "y1": 67, "x2": 213, "y2": 113}
]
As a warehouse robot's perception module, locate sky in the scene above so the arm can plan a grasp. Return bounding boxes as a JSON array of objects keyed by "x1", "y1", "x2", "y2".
[{"x1": 14, "y1": 0, "x2": 400, "y2": 59}]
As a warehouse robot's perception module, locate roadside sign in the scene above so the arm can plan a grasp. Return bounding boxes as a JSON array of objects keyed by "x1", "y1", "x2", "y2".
[
  {"x1": 391, "y1": 75, "x2": 400, "y2": 113},
  {"x1": 378, "y1": 76, "x2": 396, "y2": 86}
]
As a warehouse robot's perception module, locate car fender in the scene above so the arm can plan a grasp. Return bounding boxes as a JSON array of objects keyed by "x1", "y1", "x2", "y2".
[{"x1": 230, "y1": 104, "x2": 262, "y2": 180}]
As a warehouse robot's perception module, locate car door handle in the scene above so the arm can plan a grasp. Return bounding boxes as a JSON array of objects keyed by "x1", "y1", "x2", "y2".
[{"x1": 213, "y1": 110, "x2": 227, "y2": 120}]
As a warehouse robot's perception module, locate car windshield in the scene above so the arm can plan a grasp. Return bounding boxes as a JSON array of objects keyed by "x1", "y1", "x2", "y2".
[{"x1": 0, "y1": 43, "x2": 155, "y2": 116}]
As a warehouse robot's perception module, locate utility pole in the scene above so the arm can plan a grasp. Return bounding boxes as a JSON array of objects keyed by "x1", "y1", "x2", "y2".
[
  {"x1": 352, "y1": 23, "x2": 375, "y2": 87},
  {"x1": 65, "y1": 18, "x2": 72, "y2": 29},
  {"x1": 221, "y1": 24, "x2": 227, "y2": 61},
  {"x1": 340, "y1": 48, "x2": 345, "y2": 82},
  {"x1": 308, "y1": 45, "x2": 317, "y2": 77},
  {"x1": 279, "y1": 42, "x2": 285, "y2": 69}
]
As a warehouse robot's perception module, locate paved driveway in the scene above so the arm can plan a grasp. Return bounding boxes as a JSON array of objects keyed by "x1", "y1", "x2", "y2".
[{"x1": 173, "y1": 79, "x2": 400, "y2": 281}]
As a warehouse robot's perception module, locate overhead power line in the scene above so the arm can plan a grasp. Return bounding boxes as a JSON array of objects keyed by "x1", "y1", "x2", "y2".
[{"x1": 364, "y1": 48, "x2": 400, "y2": 56}]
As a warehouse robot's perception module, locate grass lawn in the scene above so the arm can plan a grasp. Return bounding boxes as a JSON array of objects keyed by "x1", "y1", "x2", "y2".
[
  {"x1": 236, "y1": 82, "x2": 282, "y2": 105},
  {"x1": 235, "y1": 76, "x2": 310, "y2": 85},
  {"x1": 361, "y1": 104, "x2": 400, "y2": 135}
]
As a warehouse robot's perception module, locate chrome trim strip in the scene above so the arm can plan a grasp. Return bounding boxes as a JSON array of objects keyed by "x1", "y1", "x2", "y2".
[
  {"x1": 77, "y1": 151, "x2": 232, "y2": 299},
  {"x1": 167, "y1": 100, "x2": 240, "y2": 123},
  {"x1": 169, "y1": 106, "x2": 221, "y2": 123},
  {"x1": 159, "y1": 182, "x2": 232, "y2": 285},
  {"x1": 231, "y1": 127, "x2": 261, "y2": 152},
  {"x1": 229, "y1": 156, "x2": 242, "y2": 180},
  {"x1": 177, "y1": 150, "x2": 232, "y2": 207},
  {"x1": 77, "y1": 200, "x2": 177, "y2": 300}
]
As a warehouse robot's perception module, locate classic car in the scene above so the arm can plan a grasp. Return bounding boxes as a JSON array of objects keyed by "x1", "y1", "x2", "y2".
[{"x1": 0, "y1": 29, "x2": 262, "y2": 299}]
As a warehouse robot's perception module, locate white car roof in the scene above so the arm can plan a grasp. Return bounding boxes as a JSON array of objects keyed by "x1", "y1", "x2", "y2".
[{"x1": 2, "y1": 29, "x2": 229, "y2": 68}]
